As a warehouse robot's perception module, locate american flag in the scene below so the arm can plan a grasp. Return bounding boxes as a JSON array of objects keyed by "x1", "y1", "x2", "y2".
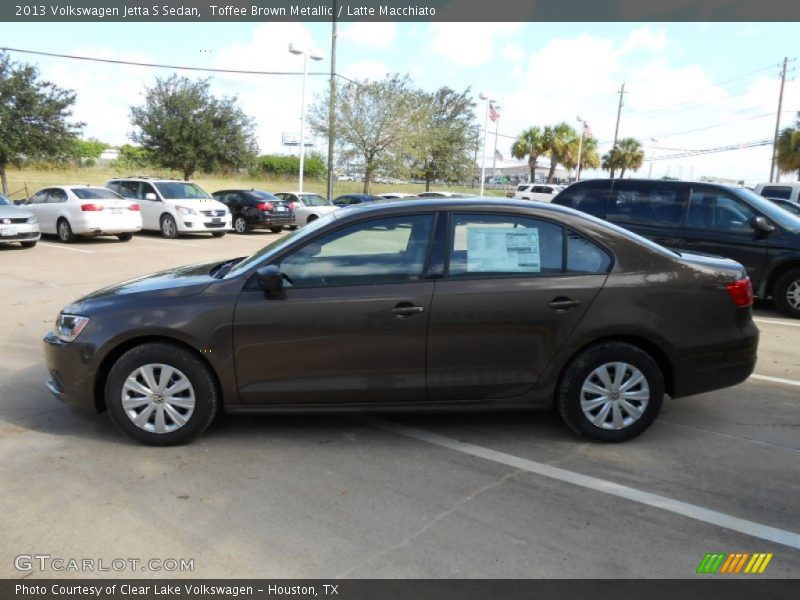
[
  {"x1": 582, "y1": 121, "x2": 593, "y2": 139},
  {"x1": 489, "y1": 102, "x2": 499, "y2": 122},
  {"x1": 494, "y1": 149, "x2": 503, "y2": 161}
]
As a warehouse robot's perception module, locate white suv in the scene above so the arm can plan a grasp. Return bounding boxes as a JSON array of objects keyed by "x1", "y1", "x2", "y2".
[
  {"x1": 754, "y1": 182, "x2": 800, "y2": 204},
  {"x1": 513, "y1": 183, "x2": 564, "y2": 202},
  {"x1": 106, "y1": 177, "x2": 231, "y2": 238}
]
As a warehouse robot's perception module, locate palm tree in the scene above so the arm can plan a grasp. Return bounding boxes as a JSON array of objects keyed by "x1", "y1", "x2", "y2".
[
  {"x1": 543, "y1": 122, "x2": 578, "y2": 182},
  {"x1": 561, "y1": 136, "x2": 600, "y2": 177},
  {"x1": 511, "y1": 127, "x2": 546, "y2": 182},
  {"x1": 776, "y1": 117, "x2": 800, "y2": 180},
  {"x1": 602, "y1": 137, "x2": 644, "y2": 178}
]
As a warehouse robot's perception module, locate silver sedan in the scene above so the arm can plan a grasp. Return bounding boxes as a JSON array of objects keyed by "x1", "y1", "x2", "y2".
[{"x1": 0, "y1": 194, "x2": 40, "y2": 248}]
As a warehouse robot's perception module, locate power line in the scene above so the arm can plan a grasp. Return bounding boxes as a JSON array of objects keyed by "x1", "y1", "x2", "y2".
[{"x1": 650, "y1": 138, "x2": 772, "y2": 161}]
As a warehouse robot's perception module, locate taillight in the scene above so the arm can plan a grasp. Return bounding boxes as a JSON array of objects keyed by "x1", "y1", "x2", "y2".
[
  {"x1": 128, "y1": 204, "x2": 140, "y2": 211},
  {"x1": 81, "y1": 203, "x2": 105, "y2": 211},
  {"x1": 288, "y1": 202, "x2": 296, "y2": 211},
  {"x1": 256, "y1": 202, "x2": 273, "y2": 211},
  {"x1": 726, "y1": 277, "x2": 753, "y2": 307}
]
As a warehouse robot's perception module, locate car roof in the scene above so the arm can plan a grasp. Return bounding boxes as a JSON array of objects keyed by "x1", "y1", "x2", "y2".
[
  {"x1": 107, "y1": 176, "x2": 183, "y2": 182},
  {"x1": 566, "y1": 178, "x2": 748, "y2": 192},
  {"x1": 334, "y1": 197, "x2": 583, "y2": 218}
]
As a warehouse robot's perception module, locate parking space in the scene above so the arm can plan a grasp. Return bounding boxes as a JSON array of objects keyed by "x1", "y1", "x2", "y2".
[{"x1": 1, "y1": 232, "x2": 798, "y2": 578}]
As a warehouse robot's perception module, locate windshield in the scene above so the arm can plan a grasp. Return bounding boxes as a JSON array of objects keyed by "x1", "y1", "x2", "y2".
[
  {"x1": 299, "y1": 194, "x2": 331, "y2": 207},
  {"x1": 0, "y1": 195, "x2": 10, "y2": 206},
  {"x1": 72, "y1": 187, "x2": 124, "y2": 200},
  {"x1": 224, "y1": 212, "x2": 339, "y2": 278},
  {"x1": 735, "y1": 187, "x2": 800, "y2": 232},
  {"x1": 154, "y1": 182, "x2": 211, "y2": 200}
]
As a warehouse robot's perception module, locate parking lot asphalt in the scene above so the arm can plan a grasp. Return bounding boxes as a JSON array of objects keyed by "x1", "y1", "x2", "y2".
[{"x1": 1, "y1": 231, "x2": 798, "y2": 579}]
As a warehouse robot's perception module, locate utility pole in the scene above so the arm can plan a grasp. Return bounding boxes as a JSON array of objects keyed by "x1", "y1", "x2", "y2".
[
  {"x1": 770, "y1": 57, "x2": 788, "y2": 183},
  {"x1": 611, "y1": 83, "x2": 625, "y2": 179},
  {"x1": 326, "y1": 0, "x2": 338, "y2": 200}
]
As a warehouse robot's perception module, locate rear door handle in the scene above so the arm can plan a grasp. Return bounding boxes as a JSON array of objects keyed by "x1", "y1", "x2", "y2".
[
  {"x1": 391, "y1": 303, "x2": 425, "y2": 317},
  {"x1": 548, "y1": 298, "x2": 581, "y2": 311}
]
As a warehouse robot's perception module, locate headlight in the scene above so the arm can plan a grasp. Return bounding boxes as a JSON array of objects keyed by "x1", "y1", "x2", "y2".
[
  {"x1": 26, "y1": 215, "x2": 38, "y2": 224},
  {"x1": 55, "y1": 314, "x2": 90, "y2": 343},
  {"x1": 176, "y1": 206, "x2": 197, "y2": 216}
]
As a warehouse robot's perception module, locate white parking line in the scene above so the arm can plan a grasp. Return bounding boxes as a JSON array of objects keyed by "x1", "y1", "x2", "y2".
[
  {"x1": 360, "y1": 417, "x2": 800, "y2": 550},
  {"x1": 754, "y1": 317, "x2": 800, "y2": 328},
  {"x1": 37, "y1": 242, "x2": 93, "y2": 254},
  {"x1": 135, "y1": 238, "x2": 199, "y2": 247},
  {"x1": 750, "y1": 373, "x2": 800, "y2": 387}
]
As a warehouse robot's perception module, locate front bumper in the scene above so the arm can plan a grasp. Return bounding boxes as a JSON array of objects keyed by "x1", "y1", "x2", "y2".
[
  {"x1": 43, "y1": 332, "x2": 99, "y2": 411},
  {"x1": 0, "y1": 222, "x2": 40, "y2": 242},
  {"x1": 178, "y1": 218, "x2": 232, "y2": 232}
]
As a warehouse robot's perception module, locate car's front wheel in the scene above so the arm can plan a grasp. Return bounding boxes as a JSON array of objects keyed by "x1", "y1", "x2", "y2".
[
  {"x1": 20, "y1": 241, "x2": 37, "y2": 248},
  {"x1": 557, "y1": 341, "x2": 664, "y2": 442},
  {"x1": 117, "y1": 232, "x2": 133, "y2": 242},
  {"x1": 105, "y1": 343, "x2": 218, "y2": 446},
  {"x1": 772, "y1": 268, "x2": 800, "y2": 318},
  {"x1": 211, "y1": 231, "x2": 226, "y2": 238},
  {"x1": 270, "y1": 226, "x2": 283, "y2": 233}
]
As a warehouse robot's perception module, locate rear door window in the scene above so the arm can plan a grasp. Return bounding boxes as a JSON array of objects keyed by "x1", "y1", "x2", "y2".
[
  {"x1": 607, "y1": 183, "x2": 687, "y2": 228},
  {"x1": 554, "y1": 183, "x2": 610, "y2": 218}
]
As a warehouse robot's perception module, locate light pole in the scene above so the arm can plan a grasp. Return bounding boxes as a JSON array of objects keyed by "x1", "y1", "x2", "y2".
[
  {"x1": 648, "y1": 137, "x2": 658, "y2": 179},
  {"x1": 289, "y1": 43, "x2": 324, "y2": 193},
  {"x1": 479, "y1": 93, "x2": 495, "y2": 196},
  {"x1": 491, "y1": 104, "x2": 501, "y2": 183},
  {"x1": 576, "y1": 116, "x2": 585, "y2": 182}
]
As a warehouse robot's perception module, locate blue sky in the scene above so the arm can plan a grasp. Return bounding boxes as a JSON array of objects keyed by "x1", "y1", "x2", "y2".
[{"x1": 0, "y1": 21, "x2": 798, "y2": 183}]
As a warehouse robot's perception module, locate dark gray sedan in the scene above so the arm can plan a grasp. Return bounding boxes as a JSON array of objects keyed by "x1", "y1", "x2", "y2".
[{"x1": 43, "y1": 199, "x2": 758, "y2": 445}]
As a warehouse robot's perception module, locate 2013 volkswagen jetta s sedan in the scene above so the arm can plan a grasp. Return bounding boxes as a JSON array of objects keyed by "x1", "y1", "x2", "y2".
[{"x1": 43, "y1": 199, "x2": 759, "y2": 446}]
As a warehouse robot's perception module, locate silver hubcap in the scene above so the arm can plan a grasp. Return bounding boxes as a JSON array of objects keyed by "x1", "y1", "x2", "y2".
[
  {"x1": 59, "y1": 222, "x2": 69, "y2": 240},
  {"x1": 786, "y1": 280, "x2": 800, "y2": 310},
  {"x1": 162, "y1": 219, "x2": 175, "y2": 236},
  {"x1": 580, "y1": 362, "x2": 649, "y2": 430},
  {"x1": 121, "y1": 364, "x2": 195, "y2": 434},
  {"x1": 235, "y1": 218, "x2": 246, "y2": 232}
]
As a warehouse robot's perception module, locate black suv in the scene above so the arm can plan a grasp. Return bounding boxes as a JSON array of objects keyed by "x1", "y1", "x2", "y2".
[
  {"x1": 212, "y1": 189, "x2": 294, "y2": 234},
  {"x1": 552, "y1": 178, "x2": 800, "y2": 317}
]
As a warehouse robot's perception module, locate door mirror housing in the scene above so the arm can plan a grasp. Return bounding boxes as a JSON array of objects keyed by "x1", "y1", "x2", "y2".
[
  {"x1": 752, "y1": 215, "x2": 776, "y2": 234},
  {"x1": 144, "y1": 192, "x2": 158, "y2": 201},
  {"x1": 256, "y1": 265, "x2": 284, "y2": 294}
]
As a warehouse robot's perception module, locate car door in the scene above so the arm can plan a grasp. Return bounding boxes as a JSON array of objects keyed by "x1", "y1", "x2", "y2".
[
  {"x1": 137, "y1": 182, "x2": 161, "y2": 230},
  {"x1": 426, "y1": 212, "x2": 610, "y2": 401},
  {"x1": 606, "y1": 180, "x2": 688, "y2": 249},
  {"x1": 676, "y1": 185, "x2": 769, "y2": 286},
  {"x1": 233, "y1": 212, "x2": 437, "y2": 405},
  {"x1": 25, "y1": 190, "x2": 53, "y2": 233}
]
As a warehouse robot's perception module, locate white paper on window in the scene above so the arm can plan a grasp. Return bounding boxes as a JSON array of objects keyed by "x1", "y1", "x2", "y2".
[{"x1": 466, "y1": 227, "x2": 541, "y2": 272}]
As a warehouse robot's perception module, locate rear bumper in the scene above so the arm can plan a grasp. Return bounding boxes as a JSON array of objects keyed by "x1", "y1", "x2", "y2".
[
  {"x1": 248, "y1": 213, "x2": 295, "y2": 228},
  {"x1": 43, "y1": 332, "x2": 98, "y2": 411},
  {"x1": 671, "y1": 328, "x2": 759, "y2": 398}
]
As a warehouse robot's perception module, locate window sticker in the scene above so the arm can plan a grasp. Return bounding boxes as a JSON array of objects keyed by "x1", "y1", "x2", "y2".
[{"x1": 466, "y1": 227, "x2": 541, "y2": 272}]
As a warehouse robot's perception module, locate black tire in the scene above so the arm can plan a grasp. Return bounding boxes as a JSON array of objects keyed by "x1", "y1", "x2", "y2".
[
  {"x1": 117, "y1": 232, "x2": 133, "y2": 242},
  {"x1": 160, "y1": 214, "x2": 178, "y2": 239},
  {"x1": 233, "y1": 216, "x2": 248, "y2": 234},
  {"x1": 557, "y1": 341, "x2": 664, "y2": 442},
  {"x1": 20, "y1": 241, "x2": 37, "y2": 248},
  {"x1": 211, "y1": 231, "x2": 226, "y2": 238},
  {"x1": 772, "y1": 268, "x2": 800, "y2": 318},
  {"x1": 306, "y1": 214, "x2": 318, "y2": 224},
  {"x1": 288, "y1": 225, "x2": 298, "y2": 230},
  {"x1": 105, "y1": 342, "x2": 219, "y2": 446},
  {"x1": 270, "y1": 226, "x2": 284, "y2": 233},
  {"x1": 57, "y1": 218, "x2": 76, "y2": 243}
]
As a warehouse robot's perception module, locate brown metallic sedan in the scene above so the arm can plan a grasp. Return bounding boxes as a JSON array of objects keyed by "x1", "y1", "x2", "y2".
[{"x1": 43, "y1": 199, "x2": 758, "y2": 445}]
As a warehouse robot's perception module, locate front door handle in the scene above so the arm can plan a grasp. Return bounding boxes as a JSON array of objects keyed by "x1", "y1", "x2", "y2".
[
  {"x1": 391, "y1": 303, "x2": 425, "y2": 317},
  {"x1": 548, "y1": 297, "x2": 581, "y2": 311}
]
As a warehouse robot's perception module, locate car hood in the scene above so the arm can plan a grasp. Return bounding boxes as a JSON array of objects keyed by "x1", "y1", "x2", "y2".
[
  {"x1": 64, "y1": 261, "x2": 221, "y2": 314},
  {"x1": 0, "y1": 204, "x2": 32, "y2": 218}
]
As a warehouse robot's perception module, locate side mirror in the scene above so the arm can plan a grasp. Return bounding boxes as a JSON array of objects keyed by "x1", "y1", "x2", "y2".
[
  {"x1": 752, "y1": 215, "x2": 776, "y2": 234},
  {"x1": 144, "y1": 193, "x2": 158, "y2": 201},
  {"x1": 256, "y1": 265, "x2": 284, "y2": 294}
]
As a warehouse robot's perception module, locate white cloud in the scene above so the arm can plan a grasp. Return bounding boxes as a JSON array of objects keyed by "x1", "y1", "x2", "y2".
[
  {"x1": 429, "y1": 22, "x2": 523, "y2": 67},
  {"x1": 339, "y1": 22, "x2": 396, "y2": 49},
  {"x1": 619, "y1": 27, "x2": 667, "y2": 55},
  {"x1": 341, "y1": 60, "x2": 390, "y2": 81}
]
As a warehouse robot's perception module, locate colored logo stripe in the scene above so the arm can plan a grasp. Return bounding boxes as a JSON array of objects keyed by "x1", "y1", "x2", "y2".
[{"x1": 697, "y1": 553, "x2": 773, "y2": 574}]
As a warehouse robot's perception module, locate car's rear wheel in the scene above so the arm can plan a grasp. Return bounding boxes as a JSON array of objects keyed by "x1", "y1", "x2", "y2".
[
  {"x1": 105, "y1": 342, "x2": 218, "y2": 446},
  {"x1": 233, "y1": 216, "x2": 248, "y2": 234},
  {"x1": 160, "y1": 214, "x2": 178, "y2": 239},
  {"x1": 20, "y1": 241, "x2": 37, "y2": 248},
  {"x1": 57, "y1": 218, "x2": 76, "y2": 243},
  {"x1": 270, "y1": 226, "x2": 283, "y2": 233},
  {"x1": 772, "y1": 268, "x2": 800, "y2": 318},
  {"x1": 557, "y1": 342, "x2": 664, "y2": 442},
  {"x1": 117, "y1": 232, "x2": 133, "y2": 242}
]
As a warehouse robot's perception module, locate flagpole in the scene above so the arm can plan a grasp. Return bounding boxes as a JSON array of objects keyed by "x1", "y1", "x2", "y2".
[
  {"x1": 576, "y1": 117, "x2": 585, "y2": 182},
  {"x1": 491, "y1": 105, "x2": 500, "y2": 182},
  {"x1": 479, "y1": 93, "x2": 492, "y2": 196}
]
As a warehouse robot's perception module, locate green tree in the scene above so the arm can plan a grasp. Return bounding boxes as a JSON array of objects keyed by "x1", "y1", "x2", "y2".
[
  {"x1": 130, "y1": 75, "x2": 257, "y2": 180},
  {"x1": 309, "y1": 74, "x2": 417, "y2": 193},
  {"x1": 511, "y1": 126, "x2": 547, "y2": 182},
  {"x1": 544, "y1": 122, "x2": 579, "y2": 183},
  {"x1": 0, "y1": 52, "x2": 83, "y2": 193},
  {"x1": 72, "y1": 138, "x2": 108, "y2": 160},
  {"x1": 602, "y1": 137, "x2": 644, "y2": 179},
  {"x1": 776, "y1": 117, "x2": 800, "y2": 180},
  {"x1": 409, "y1": 87, "x2": 479, "y2": 191},
  {"x1": 561, "y1": 136, "x2": 601, "y2": 176}
]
